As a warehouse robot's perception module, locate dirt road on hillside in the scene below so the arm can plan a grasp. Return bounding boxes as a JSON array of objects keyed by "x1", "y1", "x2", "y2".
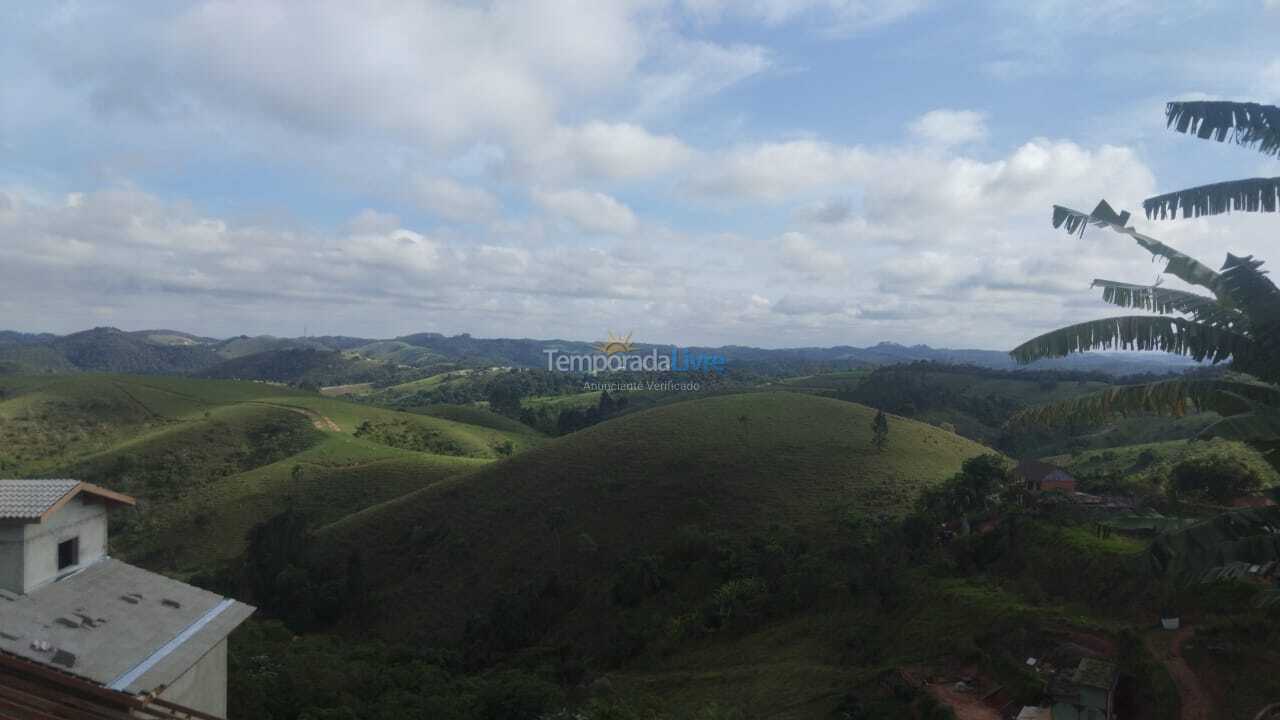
[
  {"x1": 1146, "y1": 625, "x2": 1214, "y2": 720},
  {"x1": 249, "y1": 401, "x2": 341, "y2": 432}
]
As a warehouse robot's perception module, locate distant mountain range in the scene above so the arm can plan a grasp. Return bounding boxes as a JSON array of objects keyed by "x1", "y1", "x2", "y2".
[{"x1": 0, "y1": 326, "x2": 1203, "y2": 379}]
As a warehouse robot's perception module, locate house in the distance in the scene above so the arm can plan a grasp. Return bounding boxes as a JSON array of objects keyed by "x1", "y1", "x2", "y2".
[
  {"x1": 0, "y1": 479, "x2": 254, "y2": 719},
  {"x1": 1015, "y1": 459, "x2": 1078, "y2": 494},
  {"x1": 1049, "y1": 657, "x2": 1118, "y2": 720}
]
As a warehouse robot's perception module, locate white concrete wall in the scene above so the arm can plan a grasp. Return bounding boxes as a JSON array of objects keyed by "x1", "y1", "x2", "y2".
[
  {"x1": 0, "y1": 521, "x2": 26, "y2": 595},
  {"x1": 18, "y1": 495, "x2": 109, "y2": 594},
  {"x1": 159, "y1": 639, "x2": 229, "y2": 719}
]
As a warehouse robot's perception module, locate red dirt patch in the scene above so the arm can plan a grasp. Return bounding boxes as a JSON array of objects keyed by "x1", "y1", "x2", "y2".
[
  {"x1": 1146, "y1": 625, "x2": 1214, "y2": 720},
  {"x1": 928, "y1": 683, "x2": 1001, "y2": 720}
]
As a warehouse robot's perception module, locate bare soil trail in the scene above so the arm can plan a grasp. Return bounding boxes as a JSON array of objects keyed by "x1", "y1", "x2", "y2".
[
  {"x1": 248, "y1": 401, "x2": 341, "y2": 432},
  {"x1": 927, "y1": 683, "x2": 1000, "y2": 720},
  {"x1": 1146, "y1": 625, "x2": 1215, "y2": 720}
]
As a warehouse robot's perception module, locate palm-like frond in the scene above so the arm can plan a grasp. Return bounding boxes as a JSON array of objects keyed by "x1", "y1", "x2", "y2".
[
  {"x1": 1010, "y1": 379, "x2": 1280, "y2": 429},
  {"x1": 1010, "y1": 316, "x2": 1252, "y2": 366},
  {"x1": 1091, "y1": 279, "x2": 1244, "y2": 329},
  {"x1": 1164, "y1": 101, "x2": 1280, "y2": 156},
  {"x1": 1219, "y1": 254, "x2": 1280, "y2": 325},
  {"x1": 1142, "y1": 102, "x2": 1280, "y2": 219},
  {"x1": 1052, "y1": 202, "x2": 1223, "y2": 295},
  {"x1": 1015, "y1": 100, "x2": 1280, "y2": 454},
  {"x1": 1217, "y1": 254, "x2": 1280, "y2": 383},
  {"x1": 1143, "y1": 177, "x2": 1280, "y2": 219}
]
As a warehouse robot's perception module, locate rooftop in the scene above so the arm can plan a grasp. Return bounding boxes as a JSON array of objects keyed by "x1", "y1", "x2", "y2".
[
  {"x1": 1013, "y1": 459, "x2": 1071, "y2": 483},
  {"x1": 1072, "y1": 657, "x2": 1118, "y2": 690},
  {"x1": 0, "y1": 479, "x2": 136, "y2": 521},
  {"x1": 0, "y1": 558, "x2": 253, "y2": 696}
]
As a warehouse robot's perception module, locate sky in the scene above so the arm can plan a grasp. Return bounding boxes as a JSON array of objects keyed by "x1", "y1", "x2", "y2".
[{"x1": 3, "y1": 1, "x2": 1280, "y2": 349}]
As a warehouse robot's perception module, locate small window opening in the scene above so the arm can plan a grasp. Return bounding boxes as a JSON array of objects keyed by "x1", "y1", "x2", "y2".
[{"x1": 57, "y1": 538, "x2": 79, "y2": 571}]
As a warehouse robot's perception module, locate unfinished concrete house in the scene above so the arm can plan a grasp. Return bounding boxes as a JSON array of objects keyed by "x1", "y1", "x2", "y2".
[{"x1": 0, "y1": 479, "x2": 254, "y2": 719}]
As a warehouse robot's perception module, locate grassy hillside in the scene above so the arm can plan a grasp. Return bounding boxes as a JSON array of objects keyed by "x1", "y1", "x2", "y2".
[
  {"x1": 406, "y1": 403, "x2": 544, "y2": 436},
  {"x1": 1045, "y1": 438, "x2": 1280, "y2": 501},
  {"x1": 51, "y1": 327, "x2": 222, "y2": 373},
  {"x1": 0, "y1": 374, "x2": 544, "y2": 573},
  {"x1": 377, "y1": 369, "x2": 468, "y2": 395},
  {"x1": 316, "y1": 392, "x2": 991, "y2": 648},
  {"x1": 350, "y1": 339, "x2": 449, "y2": 367},
  {"x1": 122, "y1": 437, "x2": 489, "y2": 572},
  {"x1": 0, "y1": 343, "x2": 78, "y2": 373},
  {"x1": 213, "y1": 335, "x2": 335, "y2": 359},
  {"x1": 199, "y1": 348, "x2": 407, "y2": 386}
]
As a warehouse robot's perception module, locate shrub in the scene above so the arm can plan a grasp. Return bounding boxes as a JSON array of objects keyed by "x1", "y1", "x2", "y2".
[
  {"x1": 702, "y1": 577, "x2": 768, "y2": 631},
  {"x1": 611, "y1": 555, "x2": 666, "y2": 607},
  {"x1": 477, "y1": 670, "x2": 563, "y2": 720},
  {"x1": 1168, "y1": 451, "x2": 1264, "y2": 502}
]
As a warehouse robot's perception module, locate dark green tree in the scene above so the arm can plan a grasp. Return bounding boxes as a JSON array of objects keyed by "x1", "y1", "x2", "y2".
[
  {"x1": 871, "y1": 409, "x2": 889, "y2": 452},
  {"x1": 487, "y1": 378, "x2": 526, "y2": 418}
]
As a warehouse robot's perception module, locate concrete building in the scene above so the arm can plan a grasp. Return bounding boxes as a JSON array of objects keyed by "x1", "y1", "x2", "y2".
[
  {"x1": 0, "y1": 479, "x2": 254, "y2": 719},
  {"x1": 1049, "y1": 657, "x2": 1118, "y2": 720}
]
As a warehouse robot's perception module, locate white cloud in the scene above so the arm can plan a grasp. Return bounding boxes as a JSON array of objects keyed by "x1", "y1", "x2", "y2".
[
  {"x1": 152, "y1": 1, "x2": 651, "y2": 146},
  {"x1": 7, "y1": 1, "x2": 1270, "y2": 349},
  {"x1": 698, "y1": 135, "x2": 1154, "y2": 225},
  {"x1": 632, "y1": 40, "x2": 773, "y2": 117},
  {"x1": 541, "y1": 122, "x2": 694, "y2": 181},
  {"x1": 412, "y1": 176, "x2": 501, "y2": 223},
  {"x1": 778, "y1": 231, "x2": 846, "y2": 274},
  {"x1": 682, "y1": 0, "x2": 930, "y2": 33},
  {"x1": 909, "y1": 109, "x2": 987, "y2": 146},
  {"x1": 773, "y1": 294, "x2": 851, "y2": 316},
  {"x1": 345, "y1": 229, "x2": 445, "y2": 274},
  {"x1": 533, "y1": 188, "x2": 639, "y2": 235},
  {"x1": 27, "y1": 1, "x2": 734, "y2": 182},
  {"x1": 693, "y1": 140, "x2": 870, "y2": 200},
  {"x1": 0, "y1": 186, "x2": 697, "y2": 338}
]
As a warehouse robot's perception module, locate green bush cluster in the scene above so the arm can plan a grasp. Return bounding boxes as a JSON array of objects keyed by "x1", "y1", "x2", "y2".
[
  {"x1": 1168, "y1": 450, "x2": 1264, "y2": 502},
  {"x1": 230, "y1": 621, "x2": 566, "y2": 720},
  {"x1": 606, "y1": 524, "x2": 830, "y2": 654},
  {"x1": 353, "y1": 418, "x2": 469, "y2": 456}
]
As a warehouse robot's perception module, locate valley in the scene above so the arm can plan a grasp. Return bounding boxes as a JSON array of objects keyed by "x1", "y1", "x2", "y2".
[{"x1": 3, "y1": 338, "x2": 1277, "y2": 719}]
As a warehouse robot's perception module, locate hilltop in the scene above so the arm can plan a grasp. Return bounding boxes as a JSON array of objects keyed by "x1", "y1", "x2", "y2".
[
  {"x1": 314, "y1": 392, "x2": 991, "y2": 649},
  {"x1": 0, "y1": 326, "x2": 1204, "y2": 381}
]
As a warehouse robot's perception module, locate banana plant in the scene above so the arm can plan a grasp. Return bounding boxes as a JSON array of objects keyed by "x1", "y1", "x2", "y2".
[{"x1": 1010, "y1": 101, "x2": 1280, "y2": 455}]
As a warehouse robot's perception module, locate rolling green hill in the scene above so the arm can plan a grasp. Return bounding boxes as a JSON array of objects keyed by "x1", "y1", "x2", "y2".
[
  {"x1": 50, "y1": 327, "x2": 223, "y2": 373},
  {"x1": 0, "y1": 343, "x2": 78, "y2": 373},
  {"x1": 315, "y1": 392, "x2": 992, "y2": 649},
  {"x1": 350, "y1": 339, "x2": 449, "y2": 367},
  {"x1": 198, "y1": 347, "x2": 399, "y2": 386},
  {"x1": 0, "y1": 374, "x2": 545, "y2": 573},
  {"x1": 213, "y1": 335, "x2": 335, "y2": 359},
  {"x1": 406, "y1": 403, "x2": 544, "y2": 436}
]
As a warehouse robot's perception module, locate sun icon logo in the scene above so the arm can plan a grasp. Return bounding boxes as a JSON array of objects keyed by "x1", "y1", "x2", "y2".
[{"x1": 594, "y1": 331, "x2": 635, "y2": 356}]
